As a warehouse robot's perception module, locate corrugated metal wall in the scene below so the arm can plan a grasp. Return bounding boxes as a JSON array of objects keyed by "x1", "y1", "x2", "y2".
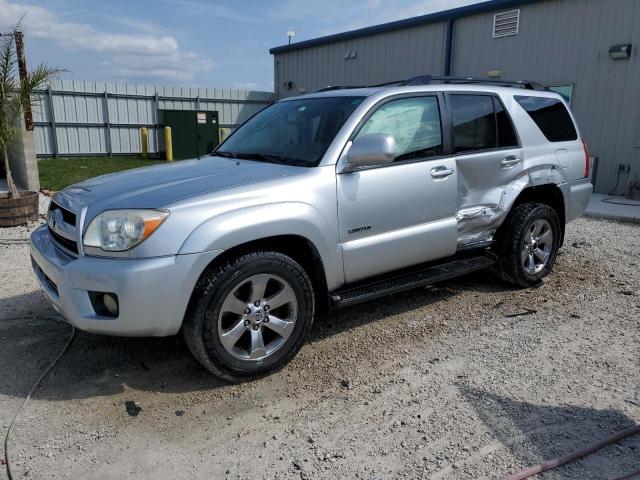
[
  {"x1": 451, "y1": 0, "x2": 640, "y2": 193},
  {"x1": 271, "y1": 0, "x2": 640, "y2": 193},
  {"x1": 32, "y1": 80, "x2": 273, "y2": 157},
  {"x1": 274, "y1": 22, "x2": 446, "y2": 98}
]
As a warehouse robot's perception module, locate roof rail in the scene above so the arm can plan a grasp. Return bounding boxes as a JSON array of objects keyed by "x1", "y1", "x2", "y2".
[
  {"x1": 314, "y1": 85, "x2": 365, "y2": 92},
  {"x1": 315, "y1": 76, "x2": 544, "y2": 93},
  {"x1": 388, "y1": 75, "x2": 544, "y2": 90}
]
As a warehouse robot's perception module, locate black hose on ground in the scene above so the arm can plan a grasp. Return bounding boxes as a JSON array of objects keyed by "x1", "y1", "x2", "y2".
[
  {"x1": 504, "y1": 423, "x2": 640, "y2": 480},
  {"x1": 0, "y1": 239, "x2": 30, "y2": 245},
  {"x1": 2, "y1": 317, "x2": 75, "y2": 480}
]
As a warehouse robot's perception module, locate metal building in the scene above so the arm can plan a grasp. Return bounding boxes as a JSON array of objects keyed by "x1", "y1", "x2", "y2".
[{"x1": 270, "y1": 0, "x2": 640, "y2": 194}]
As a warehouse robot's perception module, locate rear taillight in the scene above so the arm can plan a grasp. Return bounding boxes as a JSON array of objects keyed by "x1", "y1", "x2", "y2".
[{"x1": 582, "y1": 141, "x2": 590, "y2": 178}]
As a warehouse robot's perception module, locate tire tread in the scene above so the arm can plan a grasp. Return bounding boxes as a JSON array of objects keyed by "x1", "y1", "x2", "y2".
[{"x1": 493, "y1": 202, "x2": 561, "y2": 287}]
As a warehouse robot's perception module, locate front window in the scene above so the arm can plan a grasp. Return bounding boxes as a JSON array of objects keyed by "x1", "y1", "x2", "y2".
[
  {"x1": 354, "y1": 96, "x2": 443, "y2": 161},
  {"x1": 215, "y1": 96, "x2": 365, "y2": 166}
]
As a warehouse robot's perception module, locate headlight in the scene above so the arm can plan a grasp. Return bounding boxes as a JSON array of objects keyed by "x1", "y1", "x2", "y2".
[{"x1": 83, "y1": 209, "x2": 169, "y2": 252}]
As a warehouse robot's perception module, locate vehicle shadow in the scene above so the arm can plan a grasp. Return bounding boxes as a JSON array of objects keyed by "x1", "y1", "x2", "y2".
[
  {"x1": 457, "y1": 385, "x2": 640, "y2": 479},
  {"x1": 0, "y1": 271, "x2": 505, "y2": 402}
]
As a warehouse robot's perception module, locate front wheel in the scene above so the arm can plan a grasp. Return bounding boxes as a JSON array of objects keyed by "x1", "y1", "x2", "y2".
[
  {"x1": 183, "y1": 251, "x2": 315, "y2": 382},
  {"x1": 493, "y1": 202, "x2": 561, "y2": 287}
]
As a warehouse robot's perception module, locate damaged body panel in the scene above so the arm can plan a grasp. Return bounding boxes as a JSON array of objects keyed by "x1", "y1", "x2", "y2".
[{"x1": 456, "y1": 164, "x2": 568, "y2": 248}]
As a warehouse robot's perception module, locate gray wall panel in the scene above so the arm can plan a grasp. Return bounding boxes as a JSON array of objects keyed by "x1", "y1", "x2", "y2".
[
  {"x1": 452, "y1": 0, "x2": 640, "y2": 192},
  {"x1": 274, "y1": 22, "x2": 447, "y2": 98},
  {"x1": 34, "y1": 80, "x2": 274, "y2": 157}
]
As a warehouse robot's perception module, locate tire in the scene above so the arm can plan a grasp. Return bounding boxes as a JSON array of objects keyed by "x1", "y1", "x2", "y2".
[
  {"x1": 183, "y1": 251, "x2": 315, "y2": 382},
  {"x1": 493, "y1": 202, "x2": 561, "y2": 287}
]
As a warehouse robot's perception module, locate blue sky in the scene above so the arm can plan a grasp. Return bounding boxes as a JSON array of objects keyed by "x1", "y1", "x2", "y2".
[{"x1": 0, "y1": 0, "x2": 480, "y2": 91}]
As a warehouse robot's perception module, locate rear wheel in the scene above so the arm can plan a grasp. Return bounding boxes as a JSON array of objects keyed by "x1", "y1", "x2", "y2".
[
  {"x1": 493, "y1": 202, "x2": 561, "y2": 287},
  {"x1": 183, "y1": 251, "x2": 315, "y2": 382}
]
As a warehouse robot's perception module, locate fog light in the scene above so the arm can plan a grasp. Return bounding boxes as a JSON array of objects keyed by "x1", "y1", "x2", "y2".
[
  {"x1": 89, "y1": 291, "x2": 119, "y2": 317},
  {"x1": 103, "y1": 294, "x2": 119, "y2": 315}
]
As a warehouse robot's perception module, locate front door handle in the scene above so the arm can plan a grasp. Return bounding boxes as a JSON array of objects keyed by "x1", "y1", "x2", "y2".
[
  {"x1": 430, "y1": 166, "x2": 454, "y2": 179},
  {"x1": 501, "y1": 156, "x2": 522, "y2": 168}
]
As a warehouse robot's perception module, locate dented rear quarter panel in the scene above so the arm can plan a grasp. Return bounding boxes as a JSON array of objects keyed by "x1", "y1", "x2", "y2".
[{"x1": 454, "y1": 90, "x2": 588, "y2": 247}]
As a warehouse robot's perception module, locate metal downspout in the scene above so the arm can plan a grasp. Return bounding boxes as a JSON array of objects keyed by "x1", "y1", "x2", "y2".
[{"x1": 443, "y1": 18, "x2": 454, "y2": 76}]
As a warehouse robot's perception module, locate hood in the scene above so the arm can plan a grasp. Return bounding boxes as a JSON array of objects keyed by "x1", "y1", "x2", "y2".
[{"x1": 54, "y1": 156, "x2": 304, "y2": 220}]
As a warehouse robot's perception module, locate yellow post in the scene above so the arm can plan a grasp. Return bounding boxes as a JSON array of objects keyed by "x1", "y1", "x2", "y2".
[
  {"x1": 164, "y1": 126, "x2": 173, "y2": 162},
  {"x1": 140, "y1": 127, "x2": 148, "y2": 159}
]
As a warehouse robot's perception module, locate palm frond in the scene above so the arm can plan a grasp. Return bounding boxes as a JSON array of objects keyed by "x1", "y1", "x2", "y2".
[{"x1": 0, "y1": 24, "x2": 62, "y2": 196}]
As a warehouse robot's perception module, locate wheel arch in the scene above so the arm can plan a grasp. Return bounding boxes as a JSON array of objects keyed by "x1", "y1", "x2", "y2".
[
  {"x1": 509, "y1": 183, "x2": 566, "y2": 245},
  {"x1": 184, "y1": 234, "x2": 331, "y2": 327}
]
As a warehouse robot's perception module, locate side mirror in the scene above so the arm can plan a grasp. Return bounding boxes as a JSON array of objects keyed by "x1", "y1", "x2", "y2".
[{"x1": 343, "y1": 133, "x2": 397, "y2": 171}]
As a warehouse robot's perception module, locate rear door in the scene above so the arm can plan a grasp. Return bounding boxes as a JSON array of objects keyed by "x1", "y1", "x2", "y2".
[
  {"x1": 337, "y1": 94, "x2": 458, "y2": 283},
  {"x1": 446, "y1": 93, "x2": 523, "y2": 244}
]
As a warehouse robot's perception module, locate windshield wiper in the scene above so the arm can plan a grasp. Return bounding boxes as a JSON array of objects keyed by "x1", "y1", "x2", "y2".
[
  {"x1": 215, "y1": 151, "x2": 309, "y2": 167},
  {"x1": 211, "y1": 151, "x2": 237, "y2": 158},
  {"x1": 234, "y1": 153, "x2": 291, "y2": 165}
]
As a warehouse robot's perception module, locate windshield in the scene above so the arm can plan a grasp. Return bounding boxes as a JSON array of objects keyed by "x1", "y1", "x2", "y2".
[{"x1": 214, "y1": 96, "x2": 365, "y2": 166}]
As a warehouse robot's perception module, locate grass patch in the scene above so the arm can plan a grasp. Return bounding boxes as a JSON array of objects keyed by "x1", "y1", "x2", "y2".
[{"x1": 39, "y1": 156, "x2": 166, "y2": 191}]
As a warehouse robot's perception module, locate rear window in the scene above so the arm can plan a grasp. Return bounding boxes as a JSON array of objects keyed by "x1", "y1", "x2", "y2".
[{"x1": 514, "y1": 95, "x2": 577, "y2": 142}]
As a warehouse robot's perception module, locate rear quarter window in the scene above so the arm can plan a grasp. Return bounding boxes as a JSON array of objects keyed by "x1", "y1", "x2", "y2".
[{"x1": 514, "y1": 95, "x2": 577, "y2": 142}]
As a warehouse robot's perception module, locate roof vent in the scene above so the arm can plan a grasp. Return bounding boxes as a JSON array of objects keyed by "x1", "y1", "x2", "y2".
[{"x1": 492, "y1": 9, "x2": 520, "y2": 38}]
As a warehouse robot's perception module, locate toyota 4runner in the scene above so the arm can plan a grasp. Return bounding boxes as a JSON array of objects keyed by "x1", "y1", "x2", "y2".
[{"x1": 30, "y1": 76, "x2": 593, "y2": 381}]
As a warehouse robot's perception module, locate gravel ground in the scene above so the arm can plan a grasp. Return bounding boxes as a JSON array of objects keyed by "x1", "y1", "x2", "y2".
[{"x1": 0, "y1": 217, "x2": 639, "y2": 480}]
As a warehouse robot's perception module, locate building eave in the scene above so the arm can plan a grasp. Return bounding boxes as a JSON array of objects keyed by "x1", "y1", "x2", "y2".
[{"x1": 269, "y1": 0, "x2": 542, "y2": 55}]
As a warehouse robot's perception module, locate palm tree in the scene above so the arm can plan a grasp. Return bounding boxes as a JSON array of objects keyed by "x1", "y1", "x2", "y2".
[{"x1": 0, "y1": 25, "x2": 61, "y2": 197}]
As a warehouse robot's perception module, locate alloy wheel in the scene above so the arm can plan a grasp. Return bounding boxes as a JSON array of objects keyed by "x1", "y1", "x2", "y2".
[
  {"x1": 217, "y1": 274, "x2": 298, "y2": 361},
  {"x1": 521, "y1": 219, "x2": 553, "y2": 274}
]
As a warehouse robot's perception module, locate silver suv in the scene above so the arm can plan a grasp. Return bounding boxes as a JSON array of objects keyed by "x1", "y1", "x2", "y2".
[{"x1": 30, "y1": 77, "x2": 593, "y2": 381}]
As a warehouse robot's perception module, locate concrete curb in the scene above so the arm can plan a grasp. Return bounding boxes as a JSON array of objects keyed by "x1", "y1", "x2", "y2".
[{"x1": 584, "y1": 212, "x2": 640, "y2": 224}]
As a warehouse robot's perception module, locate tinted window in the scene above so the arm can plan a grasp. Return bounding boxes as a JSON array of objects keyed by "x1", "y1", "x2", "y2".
[
  {"x1": 450, "y1": 95, "x2": 496, "y2": 153},
  {"x1": 356, "y1": 96, "x2": 442, "y2": 161},
  {"x1": 515, "y1": 95, "x2": 577, "y2": 142},
  {"x1": 216, "y1": 96, "x2": 365, "y2": 166},
  {"x1": 493, "y1": 97, "x2": 518, "y2": 148}
]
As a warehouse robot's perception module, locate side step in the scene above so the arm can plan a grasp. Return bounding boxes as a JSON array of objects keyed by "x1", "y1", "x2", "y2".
[{"x1": 330, "y1": 254, "x2": 495, "y2": 308}]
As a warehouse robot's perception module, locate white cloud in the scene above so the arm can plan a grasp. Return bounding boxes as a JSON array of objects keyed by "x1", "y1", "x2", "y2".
[
  {"x1": 158, "y1": 0, "x2": 263, "y2": 23},
  {"x1": 233, "y1": 81, "x2": 258, "y2": 90},
  {"x1": 0, "y1": 0, "x2": 214, "y2": 83},
  {"x1": 106, "y1": 17, "x2": 166, "y2": 35}
]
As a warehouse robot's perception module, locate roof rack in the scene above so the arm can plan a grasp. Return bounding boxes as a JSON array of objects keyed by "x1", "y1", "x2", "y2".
[
  {"x1": 376, "y1": 75, "x2": 544, "y2": 90},
  {"x1": 314, "y1": 75, "x2": 544, "y2": 93},
  {"x1": 314, "y1": 85, "x2": 366, "y2": 92}
]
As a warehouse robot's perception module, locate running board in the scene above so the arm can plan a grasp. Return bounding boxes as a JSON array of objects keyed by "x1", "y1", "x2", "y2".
[{"x1": 330, "y1": 254, "x2": 495, "y2": 308}]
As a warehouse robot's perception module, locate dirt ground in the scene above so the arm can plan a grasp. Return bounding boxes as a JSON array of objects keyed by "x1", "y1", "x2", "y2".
[{"x1": 1, "y1": 217, "x2": 639, "y2": 480}]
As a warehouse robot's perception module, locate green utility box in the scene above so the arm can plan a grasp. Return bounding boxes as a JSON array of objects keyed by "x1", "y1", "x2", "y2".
[{"x1": 162, "y1": 110, "x2": 220, "y2": 160}]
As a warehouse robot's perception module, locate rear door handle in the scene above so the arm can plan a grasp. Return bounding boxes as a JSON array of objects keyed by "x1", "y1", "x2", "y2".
[
  {"x1": 501, "y1": 156, "x2": 521, "y2": 168},
  {"x1": 430, "y1": 166, "x2": 454, "y2": 179}
]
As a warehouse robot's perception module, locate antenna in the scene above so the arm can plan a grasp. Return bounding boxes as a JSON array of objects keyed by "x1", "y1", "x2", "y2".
[{"x1": 286, "y1": 29, "x2": 295, "y2": 45}]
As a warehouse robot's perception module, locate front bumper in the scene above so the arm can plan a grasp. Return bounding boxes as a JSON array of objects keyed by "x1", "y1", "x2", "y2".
[{"x1": 30, "y1": 225, "x2": 221, "y2": 336}]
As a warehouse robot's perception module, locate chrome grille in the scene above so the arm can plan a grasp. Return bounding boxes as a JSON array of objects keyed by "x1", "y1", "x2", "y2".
[{"x1": 47, "y1": 202, "x2": 79, "y2": 256}]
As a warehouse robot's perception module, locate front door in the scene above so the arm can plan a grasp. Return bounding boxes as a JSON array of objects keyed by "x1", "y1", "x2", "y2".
[{"x1": 337, "y1": 95, "x2": 458, "y2": 284}]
